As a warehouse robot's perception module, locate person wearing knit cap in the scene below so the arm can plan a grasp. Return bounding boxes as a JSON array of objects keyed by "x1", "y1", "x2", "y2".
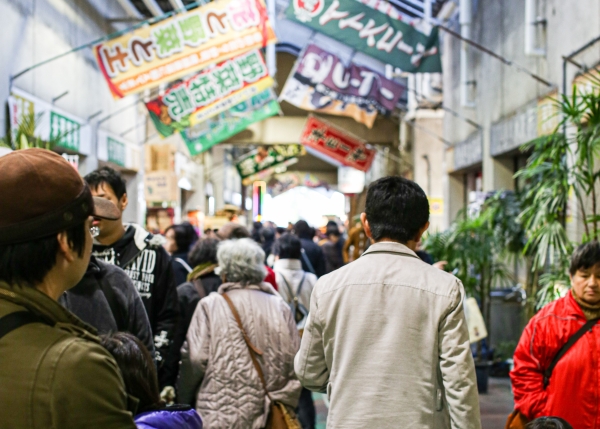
[
  {"x1": 0, "y1": 149, "x2": 136, "y2": 429},
  {"x1": 511, "y1": 241, "x2": 600, "y2": 428}
]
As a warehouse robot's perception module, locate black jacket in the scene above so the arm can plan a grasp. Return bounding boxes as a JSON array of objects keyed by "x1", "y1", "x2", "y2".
[
  {"x1": 171, "y1": 252, "x2": 193, "y2": 287},
  {"x1": 60, "y1": 257, "x2": 155, "y2": 356},
  {"x1": 300, "y1": 238, "x2": 326, "y2": 278},
  {"x1": 92, "y1": 224, "x2": 179, "y2": 388},
  {"x1": 166, "y1": 269, "x2": 222, "y2": 394}
]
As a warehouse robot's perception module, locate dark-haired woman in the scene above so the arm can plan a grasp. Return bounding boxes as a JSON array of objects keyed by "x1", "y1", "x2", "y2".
[
  {"x1": 164, "y1": 223, "x2": 199, "y2": 287},
  {"x1": 100, "y1": 332, "x2": 202, "y2": 429}
]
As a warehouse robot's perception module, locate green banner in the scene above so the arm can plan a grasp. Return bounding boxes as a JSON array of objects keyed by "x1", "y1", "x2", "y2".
[
  {"x1": 182, "y1": 89, "x2": 280, "y2": 156},
  {"x1": 236, "y1": 144, "x2": 305, "y2": 179},
  {"x1": 285, "y1": 0, "x2": 441, "y2": 73}
]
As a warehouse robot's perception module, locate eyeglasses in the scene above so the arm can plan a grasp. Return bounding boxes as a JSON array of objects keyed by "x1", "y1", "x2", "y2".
[{"x1": 90, "y1": 226, "x2": 100, "y2": 238}]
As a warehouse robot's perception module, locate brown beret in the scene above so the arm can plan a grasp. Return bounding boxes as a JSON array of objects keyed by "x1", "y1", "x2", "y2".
[{"x1": 0, "y1": 149, "x2": 119, "y2": 245}]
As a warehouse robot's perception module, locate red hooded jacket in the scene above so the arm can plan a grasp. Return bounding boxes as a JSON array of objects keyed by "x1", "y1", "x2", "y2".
[{"x1": 511, "y1": 292, "x2": 600, "y2": 428}]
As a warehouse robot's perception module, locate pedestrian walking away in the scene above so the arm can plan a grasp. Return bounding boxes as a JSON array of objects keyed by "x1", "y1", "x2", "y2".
[
  {"x1": 0, "y1": 149, "x2": 136, "y2": 429},
  {"x1": 85, "y1": 166, "x2": 179, "y2": 392},
  {"x1": 60, "y1": 254, "x2": 155, "y2": 356},
  {"x1": 101, "y1": 332, "x2": 203, "y2": 429},
  {"x1": 178, "y1": 238, "x2": 301, "y2": 429},
  {"x1": 295, "y1": 176, "x2": 482, "y2": 429}
]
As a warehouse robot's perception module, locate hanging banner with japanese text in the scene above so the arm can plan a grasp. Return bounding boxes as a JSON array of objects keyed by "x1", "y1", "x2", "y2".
[
  {"x1": 94, "y1": 0, "x2": 277, "y2": 99},
  {"x1": 182, "y1": 89, "x2": 280, "y2": 156},
  {"x1": 146, "y1": 50, "x2": 274, "y2": 138},
  {"x1": 236, "y1": 144, "x2": 305, "y2": 180},
  {"x1": 285, "y1": 0, "x2": 441, "y2": 73},
  {"x1": 280, "y1": 44, "x2": 403, "y2": 128},
  {"x1": 299, "y1": 116, "x2": 375, "y2": 172}
]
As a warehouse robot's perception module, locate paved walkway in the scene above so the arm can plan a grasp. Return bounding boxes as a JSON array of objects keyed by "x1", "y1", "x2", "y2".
[{"x1": 312, "y1": 377, "x2": 514, "y2": 429}]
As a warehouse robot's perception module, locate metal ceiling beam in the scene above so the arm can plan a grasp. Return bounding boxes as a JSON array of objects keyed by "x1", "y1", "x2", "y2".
[
  {"x1": 142, "y1": 0, "x2": 165, "y2": 16},
  {"x1": 115, "y1": 0, "x2": 144, "y2": 18},
  {"x1": 169, "y1": 0, "x2": 186, "y2": 11}
]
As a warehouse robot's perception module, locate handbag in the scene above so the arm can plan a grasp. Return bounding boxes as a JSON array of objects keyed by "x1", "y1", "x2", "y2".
[
  {"x1": 279, "y1": 273, "x2": 309, "y2": 330},
  {"x1": 505, "y1": 316, "x2": 600, "y2": 428},
  {"x1": 222, "y1": 292, "x2": 301, "y2": 429}
]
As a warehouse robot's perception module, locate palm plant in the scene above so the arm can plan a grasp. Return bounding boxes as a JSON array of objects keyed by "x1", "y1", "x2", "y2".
[
  {"x1": 516, "y1": 77, "x2": 600, "y2": 313},
  {"x1": 0, "y1": 111, "x2": 68, "y2": 150}
]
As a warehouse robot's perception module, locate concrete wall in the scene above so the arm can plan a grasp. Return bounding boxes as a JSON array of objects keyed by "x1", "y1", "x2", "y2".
[
  {"x1": 441, "y1": 0, "x2": 600, "y2": 226},
  {"x1": 0, "y1": 0, "x2": 148, "y2": 220}
]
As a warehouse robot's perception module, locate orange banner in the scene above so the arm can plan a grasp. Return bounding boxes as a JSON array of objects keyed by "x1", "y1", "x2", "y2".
[{"x1": 94, "y1": 0, "x2": 276, "y2": 99}]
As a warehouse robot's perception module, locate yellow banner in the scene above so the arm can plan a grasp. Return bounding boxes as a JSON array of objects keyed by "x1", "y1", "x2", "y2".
[{"x1": 94, "y1": 0, "x2": 276, "y2": 99}]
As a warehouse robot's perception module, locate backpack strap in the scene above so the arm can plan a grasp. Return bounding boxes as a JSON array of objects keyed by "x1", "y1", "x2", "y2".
[
  {"x1": 0, "y1": 311, "x2": 53, "y2": 340},
  {"x1": 296, "y1": 273, "x2": 306, "y2": 298},
  {"x1": 300, "y1": 249, "x2": 316, "y2": 275},
  {"x1": 98, "y1": 278, "x2": 128, "y2": 332},
  {"x1": 543, "y1": 317, "x2": 600, "y2": 389},
  {"x1": 174, "y1": 258, "x2": 193, "y2": 273},
  {"x1": 222, "y1": 292, "x2": 272, "y2": 399}
]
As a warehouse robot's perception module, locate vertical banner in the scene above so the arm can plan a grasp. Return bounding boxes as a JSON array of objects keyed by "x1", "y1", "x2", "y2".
[{"x1": 94, "y1": 0, "x2": 277, "y2": 98}]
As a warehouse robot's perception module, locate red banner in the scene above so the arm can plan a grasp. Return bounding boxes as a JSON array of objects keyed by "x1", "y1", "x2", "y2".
[{"x1": 299, "y1": 116, "x2": 376, "y2": 172}]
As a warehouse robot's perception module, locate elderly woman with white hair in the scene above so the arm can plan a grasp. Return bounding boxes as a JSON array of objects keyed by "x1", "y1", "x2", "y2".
[{"x1": 178, "y1": 238, "x2": 301, "y2": 429}]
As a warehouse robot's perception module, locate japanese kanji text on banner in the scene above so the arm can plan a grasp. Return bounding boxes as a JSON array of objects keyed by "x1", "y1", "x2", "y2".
[
  {"x1": 94, "y1": 0, "x2": 276, "y2": 99},
  {"x1": 300, "y1": 116, "x2": 376, "y2": 172},
  {"x1": 146, "y1": 50, "x2": 273, "y2": 138},
  {"x1": 286, "y1": 0, "x2": 441, "y2": 73}
]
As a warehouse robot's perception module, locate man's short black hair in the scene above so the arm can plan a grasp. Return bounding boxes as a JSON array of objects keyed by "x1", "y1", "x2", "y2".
[
  {"x1": 85, "y1": 166, "x2": 127, "y2": 200},
  {"x1": 0, "y1": 223, "x2": 87, "y2": 287},
  {"x1": 365, "y1": 176, "x2": 429, "y2": 243},
  {"x1": 188, "y1": 238, "x2": 219, "y2": 267},
  {"x1": 570, "y1": 241, "x2": 600, "y2": 275},
  {"x1": 273, "y1": 233, "x2": 302, "y2": 260}
]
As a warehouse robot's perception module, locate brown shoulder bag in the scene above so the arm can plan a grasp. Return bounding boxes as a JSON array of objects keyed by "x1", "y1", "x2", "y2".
[{"x1": 222, "y1": 292, "x2": 301, "y2": 429}]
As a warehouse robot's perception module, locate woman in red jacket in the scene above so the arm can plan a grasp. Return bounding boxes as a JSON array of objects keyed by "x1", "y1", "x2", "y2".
[{"x1": 511, "y1": 241, "x2": 600, "y2": 428}]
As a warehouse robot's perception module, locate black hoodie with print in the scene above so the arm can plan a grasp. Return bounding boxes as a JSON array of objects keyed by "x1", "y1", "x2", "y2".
[{"x1": 92, "y1": 224, "x2": 179, "y2": 388}]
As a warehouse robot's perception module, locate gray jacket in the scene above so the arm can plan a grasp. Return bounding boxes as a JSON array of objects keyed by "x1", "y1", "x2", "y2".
[
  {"x1": 295, "y1": 241, "x2": 481, "y2": 429},
  {"x1": 178, "y1": 281, "x2": 301, "y2": 429}
]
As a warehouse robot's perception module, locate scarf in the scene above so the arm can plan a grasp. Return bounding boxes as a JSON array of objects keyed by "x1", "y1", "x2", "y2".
[
  {"x1": 572, "y1": 289, "x2": 600, "y2": 320},
  {"x1": 187, "y1": 262, "x2": 218, "y2": 283}
]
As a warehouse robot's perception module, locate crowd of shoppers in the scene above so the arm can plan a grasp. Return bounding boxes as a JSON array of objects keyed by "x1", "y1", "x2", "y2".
[{"x1": 0, "y1": 147, "x2": 584, "y2": 429}]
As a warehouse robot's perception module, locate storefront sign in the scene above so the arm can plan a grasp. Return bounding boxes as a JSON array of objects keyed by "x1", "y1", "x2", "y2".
[
  {"x1": 299, "y1": 116, "x2": 375, "y2": 172},
  {"x1": 490, "y1": 101, "x2": 537, "y2": 157},
  {"x1": 280, "y1": 44, "x2": 403, "y2": 128},
  {"x1": 286, "y1": 0, "x2": 441, "y2": 73},
  {"x1": 182, "y1": 88, "x2": 280, "y2": 156},
  {"x1": 94, "y1": 0, "x2": 276, "y2": 98},
  {"x1": 236, "y1": 144, "x2": 305, "y2": 179},
  {"x1": 144, "y1": 171, "x2": 179, "y2": 202},
  {"x1": 146, "y1": 50, "x2": 273, "y2": 138},
  {"x1": 98, "y1": 130, "x2": 142, "y2": 171},
  {"x1": 8, "y1": 88, "x2": 92, "y2": 155}
]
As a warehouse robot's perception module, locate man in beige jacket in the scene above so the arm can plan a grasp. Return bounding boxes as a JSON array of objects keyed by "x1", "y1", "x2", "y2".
[{"x1": 295, "y1": 176, "x2": 481, "y2": 429}]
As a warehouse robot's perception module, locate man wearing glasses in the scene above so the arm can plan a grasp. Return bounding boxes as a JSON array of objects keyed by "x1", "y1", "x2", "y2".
[{"x1": 0, "y1": 149, "x2": 137, "y2": 428}]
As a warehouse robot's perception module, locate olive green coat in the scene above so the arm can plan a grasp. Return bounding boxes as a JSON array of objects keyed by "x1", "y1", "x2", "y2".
[{"x1": 0, "y1": 283, "x2": 137, "y2": 429}]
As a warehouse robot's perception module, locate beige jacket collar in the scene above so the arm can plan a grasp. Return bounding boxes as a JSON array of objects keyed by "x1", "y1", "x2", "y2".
[
  {"x1": 361, "y1": 241, "x2": 420, "y2": 259},
  {"x1": 218, "y1": 281, "x2": 278, "y2": 296}
]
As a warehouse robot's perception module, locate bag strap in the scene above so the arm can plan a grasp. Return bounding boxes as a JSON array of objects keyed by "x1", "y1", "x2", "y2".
[
  {"x1": 279, "y1": 275, "x2": 295, "y2": 302},
  {"x1": 99, "y1": 278, "x2": 128, "y2": 332},
  {"x1": 296, "y1": 273, "x2": 306, "y2": 298},
  {"x1": 543, "y1": 317, "x2": 600, "y2": 388},
  {"x1": 0, "y1": 311, "x2": 53, "y2": 340},
  {"x1": 174, "y1": 258, "x2": 193, "y2": 273},
  {"x1": 300, "y1": 249, "x2": 316, "y2": 275},
  {"x1": 221, "y1": 292, "x2": 271, "y2": 399}
]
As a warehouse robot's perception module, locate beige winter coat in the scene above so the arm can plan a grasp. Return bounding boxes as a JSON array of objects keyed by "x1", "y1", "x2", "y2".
[
  {"x1": 178, "y1": 281, "x2": 301, "y2": 429},
  {"x1": 295, "y1": 241, "x2": 482, "y2": 429}
]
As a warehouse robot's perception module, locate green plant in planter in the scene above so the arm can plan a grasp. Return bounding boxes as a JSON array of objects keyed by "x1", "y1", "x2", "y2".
[
  {"x1": 0, "y1": 111, "x2": 70, "y2": 150},
  {"x1": 516, "y1": 78, "x2": 600, "y2": 314}
]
